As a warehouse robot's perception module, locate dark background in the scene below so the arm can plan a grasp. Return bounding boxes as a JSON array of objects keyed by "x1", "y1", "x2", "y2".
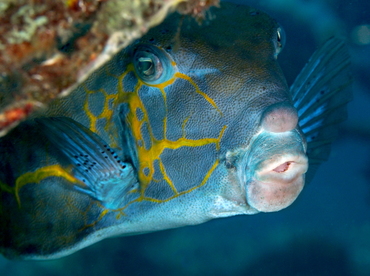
[{"x1": 1, "y1": 0, "x2": 369, "y2": 275}]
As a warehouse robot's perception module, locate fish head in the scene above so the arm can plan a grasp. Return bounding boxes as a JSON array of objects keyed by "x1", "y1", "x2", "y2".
[{"x1": 119, "y1": 3, "x2": 307, "y2": 214}]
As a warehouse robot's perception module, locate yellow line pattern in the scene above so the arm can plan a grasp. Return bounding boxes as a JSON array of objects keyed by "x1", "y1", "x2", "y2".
[
  {"x1": 0, "y1": 165, "x2": 83, "y2": 207},
  {"x1": 0, "y1": 58, "x2": 226, "y2": 229}
]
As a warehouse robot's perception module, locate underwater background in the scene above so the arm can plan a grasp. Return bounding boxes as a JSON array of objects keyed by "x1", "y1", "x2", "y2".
[{"x1": 1, "y1": 0, "x2": 369, "y2": 275}]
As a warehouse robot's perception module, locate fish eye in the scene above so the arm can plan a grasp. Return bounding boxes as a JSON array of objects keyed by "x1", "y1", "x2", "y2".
[
  {"x1": 135, "y1": 52, "x2": 163, "y2": 80},
  {"x1": 133, "y1": 45, "x2": 174, "y2": 85},
  {"x1": 275, "y1": 26, "x2": 286, "y2": 56}
]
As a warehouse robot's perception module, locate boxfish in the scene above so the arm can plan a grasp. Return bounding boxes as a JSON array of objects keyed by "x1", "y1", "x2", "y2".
[{"x1": 0, "y1": 2, "x2": 351, "y2": 259}]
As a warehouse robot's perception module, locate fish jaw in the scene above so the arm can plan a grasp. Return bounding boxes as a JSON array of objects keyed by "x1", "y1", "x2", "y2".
[
  {"x1": 246, "y1": 152, "x2": 308, "y2": 212},
  {"x1": 243, "y1": 129, "x2": 308, "y2": 212}
]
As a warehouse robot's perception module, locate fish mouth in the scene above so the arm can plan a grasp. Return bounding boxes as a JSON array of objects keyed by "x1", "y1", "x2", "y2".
[
  {"x1": 243, "y1": 130, "x2": 308, "y2": 212},
  {"x1": 246, "y1": 153, "x2": 308, "y2": 212}
]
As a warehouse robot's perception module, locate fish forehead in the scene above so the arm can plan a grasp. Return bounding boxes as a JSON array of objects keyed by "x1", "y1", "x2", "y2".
[{"x1": 144, "y1": 3, "x2": 280, "y2": 72}]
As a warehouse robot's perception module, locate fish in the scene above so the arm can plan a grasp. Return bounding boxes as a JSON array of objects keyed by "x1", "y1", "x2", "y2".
[{"x1": 0, "y1": 2, "x2": 351, "y2": 259}]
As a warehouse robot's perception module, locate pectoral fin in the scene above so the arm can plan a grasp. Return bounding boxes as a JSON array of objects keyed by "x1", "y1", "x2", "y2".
[
  {"x1": 291, "y1": 37, "x2": 352, "y2": 183},
  {"x1": 36, "y1": 117, "x2": 138, "y2": 209}
]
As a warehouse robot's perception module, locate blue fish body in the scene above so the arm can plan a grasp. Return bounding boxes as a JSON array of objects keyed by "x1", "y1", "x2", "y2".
[{"x1": 0, "y1": 2, "x2": 351, "y2": 259}]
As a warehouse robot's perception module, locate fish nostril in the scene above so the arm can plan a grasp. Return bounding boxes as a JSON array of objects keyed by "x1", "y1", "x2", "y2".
[{"x1": 261, "y1": 102, "x2": 298, "y2": 133}]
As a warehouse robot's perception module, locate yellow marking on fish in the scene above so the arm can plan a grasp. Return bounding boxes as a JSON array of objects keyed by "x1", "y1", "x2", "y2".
[
  {"x1": 0, "y1": 181, "x2": 13, "y2": 194},
  {"x1": 175, "y1": 72, "x2": 222, "y2": 115},
  {"x1": 82, "y1": 87, "x2": 120, "y2": 134},
  {"x1": 0, "y1": 165, "x2": 83, "y2": 207},
  {"x1": 121, "y1": 158, "x2": 220, "y2": 206},
  {"x1": 0, "y1": 59, "x2": 226, "y2": 232},
  {"x1": 4, "y1": 59, "x2": 227, "y2": 227},
  {"x1": 79, "y1": 208, "x2": 110, "y2": 232},
  {"x1": 93, "y1": 62, "x2": 227, "y2": 211},
  {"x1": 82, "y1": 90, "x2": 98, "y2": 133},
  {"x1": 81, "y1": 68, "x2": 134, "y2": 147},
  {"x1": 158, "y1": 158, "x2": 178, "y2": 194},
  {"x1": 159, "y1": 88, "x2": 168, "y2": 138}
]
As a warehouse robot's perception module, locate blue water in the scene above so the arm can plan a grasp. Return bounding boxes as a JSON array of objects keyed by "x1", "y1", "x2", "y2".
[{"x1": 1, "y1": 0, "x2": 370, "y2": 275}]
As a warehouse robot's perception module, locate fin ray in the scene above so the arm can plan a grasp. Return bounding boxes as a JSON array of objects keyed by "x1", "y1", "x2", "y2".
[
  {"x1": 291, "y1": 38, "x2": 352, "y2": 183},
  {"x1": 36, "y1": 117, "x2": 138, "y2": 209}
]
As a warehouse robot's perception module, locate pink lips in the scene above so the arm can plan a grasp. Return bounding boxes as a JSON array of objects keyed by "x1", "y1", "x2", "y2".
[{"x1": 246, "y1": 151, "x2": 308, "y2": 212}]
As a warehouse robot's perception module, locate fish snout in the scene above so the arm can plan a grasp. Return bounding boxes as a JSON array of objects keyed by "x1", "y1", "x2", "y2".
[
  {"x1": 261, "y1": 102, "x2": 299, "y2": 133},
  {"x1": 243, "y1": 125, "x2": 308, "y2": 213},
  {"x1": 246, "y1": 152, "x2": 308, "y2": 212}
]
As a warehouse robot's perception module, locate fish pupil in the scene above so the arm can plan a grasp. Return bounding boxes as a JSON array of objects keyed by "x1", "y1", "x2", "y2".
[{"x1": 138, "y1": 57, "x2": 154, "y2": 76}]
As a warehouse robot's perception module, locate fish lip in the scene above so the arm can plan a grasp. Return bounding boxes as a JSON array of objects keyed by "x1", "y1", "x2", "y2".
[
  {"x1": 241, "y1": 129, "x2": 308, "y2": 212},
  {"x1": 245, "y1": 174, "x2": 305, "y2": 212}
]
